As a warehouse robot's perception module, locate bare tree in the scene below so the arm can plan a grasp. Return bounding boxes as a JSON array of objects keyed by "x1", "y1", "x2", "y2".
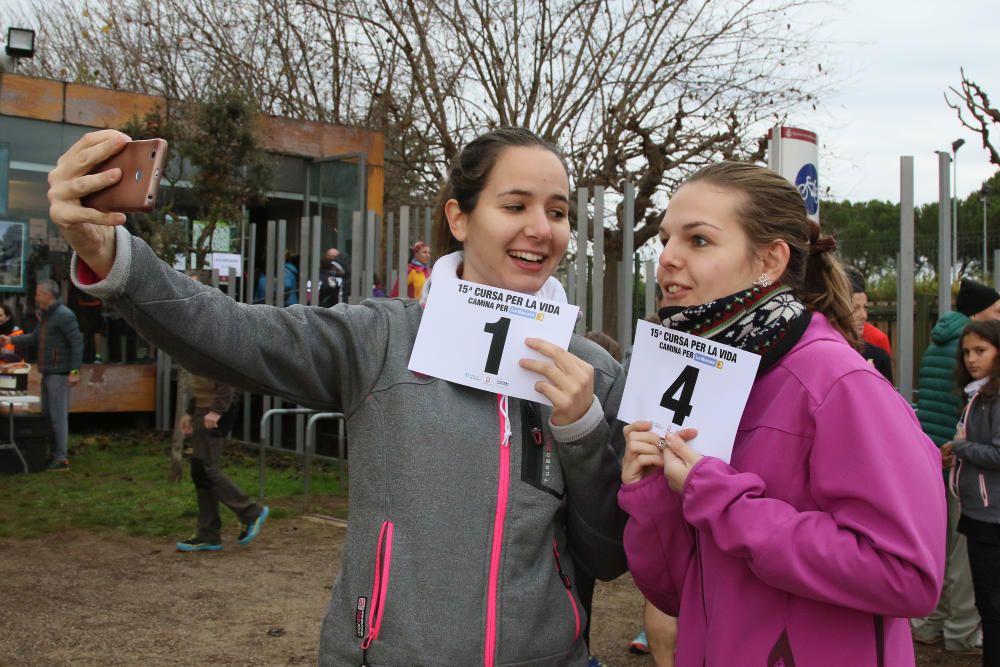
[
  {"x1": 948, "y1": 69, "x2": 1000, "y2": 168},
  {"x1": 344, "y1": 0, "x2": 826, "y2": 330}
]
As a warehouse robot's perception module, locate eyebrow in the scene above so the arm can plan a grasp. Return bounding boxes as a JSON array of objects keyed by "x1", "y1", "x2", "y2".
[
  {"x1": 497, "y1": 188, "x2": 570, "y2": 204},
  {"x1": 659, "y1": 220, "x2": 722, "y2": 235}
]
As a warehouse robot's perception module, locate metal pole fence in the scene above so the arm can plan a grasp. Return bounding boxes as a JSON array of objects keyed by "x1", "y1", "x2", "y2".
[
  {"x1": 937, "y1": 152, "x2": 952, "y2": 314},
  {"x1": 898, "y1": 156, "x2": 915, "y2": 403},
  {"x1": 575, "y1": 187, "x2": 588, "y2": 335},
  {"x1": 619, "y1": 183, "x2": 635, "y2": 355},
  {"x1": 591, "y1": 186, "x2": 604, "y2": 334}
]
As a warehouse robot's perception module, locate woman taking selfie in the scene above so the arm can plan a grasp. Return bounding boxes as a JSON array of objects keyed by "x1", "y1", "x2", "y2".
[
  {"x1": 47, "y1": 127, "x2": 626, "y2": 666},
  {"x1": 619, "y1": 162, "x2": 945, "y2": 665}
]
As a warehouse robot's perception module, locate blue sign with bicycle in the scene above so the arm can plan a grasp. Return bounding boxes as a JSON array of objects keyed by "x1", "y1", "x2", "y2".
[
  {"x1": 795, "y1": 163, "x2": 819, "y2": 215},
  {"x1": 795, "y1": 164, "x2": 819, "y2": 215}
]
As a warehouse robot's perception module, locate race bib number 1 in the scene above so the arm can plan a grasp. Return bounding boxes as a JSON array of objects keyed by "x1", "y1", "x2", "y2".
[
  {"x1": 408, "y1": 278, "x2": 579, "y2": 404},
  {"x1": 617, "y1": 320, "x2": 760, "y2": 463}
]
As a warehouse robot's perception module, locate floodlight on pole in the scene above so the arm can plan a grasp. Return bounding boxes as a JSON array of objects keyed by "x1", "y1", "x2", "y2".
[
  {"x1": 952, "y1": 138, "x2": 965, "y2": 278},
  {"x1": 5, "y1": 27, "x2": 35, "y2": 58},
  {"x1": 2, "y1": 27, "x2": 35, "y2": 74}
]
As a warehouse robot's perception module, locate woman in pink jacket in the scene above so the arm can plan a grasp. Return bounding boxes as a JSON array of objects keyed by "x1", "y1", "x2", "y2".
[{"x1": 619, "y1": 162, "x2": 946, "y2": 666}]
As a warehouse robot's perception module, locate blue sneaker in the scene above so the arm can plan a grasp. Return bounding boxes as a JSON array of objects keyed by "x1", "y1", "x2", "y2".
[
  {"x1": 629, "y1": 629, "x2": 650, "y2": 655},
  {"x1": 588, "y1": 656, "x2": 608, "y2": 667},
  {"x1": 176, "y1": 538, "x2": 223, "y2": 552},
  {"x1": 238, "y1": 505, "x2": 269, "y2": 545}
]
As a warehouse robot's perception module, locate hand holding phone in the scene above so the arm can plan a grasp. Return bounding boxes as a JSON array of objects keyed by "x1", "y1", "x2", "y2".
[{"x1": 81, "y1": 139, "x2": 168, "y2": 213}]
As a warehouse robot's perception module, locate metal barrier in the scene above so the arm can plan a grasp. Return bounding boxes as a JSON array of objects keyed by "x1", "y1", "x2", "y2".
[
  {"x1": 305, "y1": 411, "x2": 346, "y2": 510},
  {"x1": 258, "y1": 407, "x2": 347, "y2": 503},
  {"x1": 258, "y1": 407, "x2": 317, "y2": 498}
]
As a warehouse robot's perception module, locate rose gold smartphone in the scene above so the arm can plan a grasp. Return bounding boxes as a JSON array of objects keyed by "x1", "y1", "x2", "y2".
[{"x1": 82, "y1": 139, "x2": 169, "y2": 213}]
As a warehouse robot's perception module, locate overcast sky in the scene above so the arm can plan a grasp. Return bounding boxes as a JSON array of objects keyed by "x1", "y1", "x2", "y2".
[{"x1": 796, "y1": 0, "x2": 999, "y2": 205}]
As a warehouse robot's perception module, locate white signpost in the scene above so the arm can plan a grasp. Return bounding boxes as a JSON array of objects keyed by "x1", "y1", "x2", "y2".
[
  {"x1": 409, "y1": 279, "x2": 579, "y2": 404},
  {"x1": 768, "y1": 126, "x2": 820, "y2": 223},
  {"x1": 618, "y1": 320, "x2": 760, "y2": 463}
]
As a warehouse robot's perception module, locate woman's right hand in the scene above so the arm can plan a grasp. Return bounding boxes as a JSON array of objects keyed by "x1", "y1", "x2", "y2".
[
  {"x1": 622, "y1": 421, "x2": 661, "y2": 484},
  {"x1": 622, "y1": 421, "x2": 698, "y2": 485},
  {"x1": 47, "y1": 129, "x2": 132, "y2": 278},
  {"x1": 941, "y1": 441, "x2": 955, "y2": 469}
]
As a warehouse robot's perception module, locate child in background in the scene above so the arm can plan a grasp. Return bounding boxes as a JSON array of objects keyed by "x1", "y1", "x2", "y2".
[{"x1": 948, "y1": 319, "x2": 1000, "y2": 665}]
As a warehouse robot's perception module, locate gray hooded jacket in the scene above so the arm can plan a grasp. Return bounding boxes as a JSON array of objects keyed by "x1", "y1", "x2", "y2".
[
  {"x1": 953, "y1": 389, "x2": 1000, "y2": 524},
  {"x1": 74, "y1": 227, "x2": 628, "y2": 666}
]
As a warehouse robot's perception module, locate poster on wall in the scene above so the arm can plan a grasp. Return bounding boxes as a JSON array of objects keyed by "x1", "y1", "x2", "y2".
[{"x1": 0, "y1": 220, "x2": 27, "y2": 292}]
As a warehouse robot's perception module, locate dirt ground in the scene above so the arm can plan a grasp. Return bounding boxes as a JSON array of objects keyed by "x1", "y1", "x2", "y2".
[{"x1": 0, "y1": 514, "x2": 979, "y2": 666}]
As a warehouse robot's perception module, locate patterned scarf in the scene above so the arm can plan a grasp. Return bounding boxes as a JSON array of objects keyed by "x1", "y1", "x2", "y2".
[{"x1": 659, "y1": 282, "x2": 811, "y2": 374}]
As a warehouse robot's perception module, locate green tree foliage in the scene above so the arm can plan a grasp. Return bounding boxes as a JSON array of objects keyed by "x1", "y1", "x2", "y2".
[
  {"x1": 180, "y1": 90, "x2": 272, "y2": 268},
  {"x1": 826, "y1": 171, "x2": 1000, "y2": 295},
  {"x1": 119, "y1": 90, "x2": 272, "y2": 268}
]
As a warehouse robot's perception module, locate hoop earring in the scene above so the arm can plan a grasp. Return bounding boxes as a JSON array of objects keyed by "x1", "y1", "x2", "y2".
[{"x1": 754, "y1": 273, "x2": 772, "y2": 288}]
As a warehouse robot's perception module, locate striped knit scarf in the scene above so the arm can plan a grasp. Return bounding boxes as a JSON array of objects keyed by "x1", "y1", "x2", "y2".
[{"x1": 659, "y1": 282, "x2": 811, "y2": 375}]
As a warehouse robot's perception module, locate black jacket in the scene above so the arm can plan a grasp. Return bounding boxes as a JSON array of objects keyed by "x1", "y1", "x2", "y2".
[{"x1": 14, "y1": 299, "x2": 84, "y2": 374}]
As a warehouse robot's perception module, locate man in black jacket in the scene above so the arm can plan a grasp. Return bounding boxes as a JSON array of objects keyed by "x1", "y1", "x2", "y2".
[{"x1": 0, "y1": 280, "x2": 83, "y2": 470}]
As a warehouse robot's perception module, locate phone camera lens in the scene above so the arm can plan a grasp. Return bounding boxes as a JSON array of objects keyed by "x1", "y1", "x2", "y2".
[
  {"x1": 151, "y1": 150, "x2": 157, "y2": 158},
  {"x1": 135, "y1": 168, "x2": 143, "y2": 182}
]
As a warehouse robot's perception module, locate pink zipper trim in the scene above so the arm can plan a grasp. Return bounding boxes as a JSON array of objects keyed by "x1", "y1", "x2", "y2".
[
  {"x1": 361, "y1": 521, "x2": 394, "y2": 650},
  {"x1": 484, "y1": 394, "x2": 512, "y2": 667},
  {"x1": 552, "y1": 540, "x2": 581, "y2": 641}
]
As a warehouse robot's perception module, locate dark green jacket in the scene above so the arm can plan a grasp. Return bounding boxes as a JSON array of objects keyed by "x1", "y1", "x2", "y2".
[
  {"x1": 13, "y1": 299, "x2": 84, "y2": 375},
  {"x1": 915, "y1": 311, "x2": 969, "y2": 447}
]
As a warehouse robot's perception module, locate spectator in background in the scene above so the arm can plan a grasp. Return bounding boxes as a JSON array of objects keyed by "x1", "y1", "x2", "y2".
[
  {"x1": 177, "y1": 370, "x2": 268, "y2": 552},
  {"x1": 0, "y1": 280, "x2": 83, "y2": 471},
  {"x1": 846, "y1": 267, "x2": 893, "y2": 382},
  {"x1": 253, "y1": 252, "x2": 301, "y2": 305},
  {"x1": 329, "y1": 247, "x2": 352, "y2": 302},
  {"x1": 948, "y1": 320, "x2": 1000, "y2": 664},
  {"x1": 317, "y1": 258, "x2": 343, "y2": 308},
  {"x1": 69, "y1": 282, "x2": 105, "y2": 363},
  {"x1": 390, "y1": 240, "x2": 432, "y2": 299},
  {"x1": 372, "y1": 272, "x2": 386, "y2": 298},
  {"x1": 0, "y1": 303, "x2": 24, "y2": 361},
  {"x1": 912, "y1": 278, "x2": 1000, "y2": 653}
]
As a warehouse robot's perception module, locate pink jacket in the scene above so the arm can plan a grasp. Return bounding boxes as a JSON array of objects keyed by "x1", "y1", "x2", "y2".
[{"x1": 619, "y1": 313, "x2": 945, "y2": 666}]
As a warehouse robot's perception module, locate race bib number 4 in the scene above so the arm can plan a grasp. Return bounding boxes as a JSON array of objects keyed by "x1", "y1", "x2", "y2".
[
  {"x1": 408, "y1": 279, "x2": 579, "y2": 404},
  {"x1": 617, "y1": 320, "x2": 760, "y2": 463}
]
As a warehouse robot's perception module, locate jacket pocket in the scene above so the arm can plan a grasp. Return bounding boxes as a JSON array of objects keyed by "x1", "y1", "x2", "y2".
[
  {"x1": 520, "y1": 402, "x2": 565, "y2": 499},
  {"x1": 359, "y1": 521, "x2": 394, "y2": 666},
  {"x1": 552, "y1": 540, "x2": 581, "y2": 643},
  {"x1": 979, "y1": 473, "x2": 990, "y2": 507}
]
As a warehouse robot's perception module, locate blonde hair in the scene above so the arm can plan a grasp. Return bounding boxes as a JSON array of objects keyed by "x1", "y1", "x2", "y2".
[{"x1": 684, "y1": 162, "x2": 859, "y2": 346}]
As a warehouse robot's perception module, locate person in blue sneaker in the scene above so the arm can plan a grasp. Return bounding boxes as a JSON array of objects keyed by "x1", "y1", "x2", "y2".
[{"x1": 175, "y1": 367, "x2": 268, "y2": 552}]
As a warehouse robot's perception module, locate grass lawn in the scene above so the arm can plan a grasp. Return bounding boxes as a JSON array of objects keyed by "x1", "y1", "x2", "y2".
[{"x1": 0, "y1": 430, "x2": 347, "y2": 539}]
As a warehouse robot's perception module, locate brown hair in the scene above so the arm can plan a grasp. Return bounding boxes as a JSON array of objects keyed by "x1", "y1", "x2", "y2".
[
  {"x1": 584, "y1": 330, "x2": 622, "y2": 362},
  {"x1": 431, "y1": 128, "x2": 568, "y2": 259},
  {"x1": 956, "y1": 320, "x2": 1000, "y2": 400},
  {"x1": 683, "y1": 162, "x2": 859, "y2": 347}
]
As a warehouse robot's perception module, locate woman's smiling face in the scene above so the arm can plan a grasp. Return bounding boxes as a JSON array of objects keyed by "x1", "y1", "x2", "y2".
[
  {"x1": 656, "y1": 181, "x2": 764, "y2": 307},
  {"x1": 447, "y1": 146, "x2": 570, "y2": 294}
]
